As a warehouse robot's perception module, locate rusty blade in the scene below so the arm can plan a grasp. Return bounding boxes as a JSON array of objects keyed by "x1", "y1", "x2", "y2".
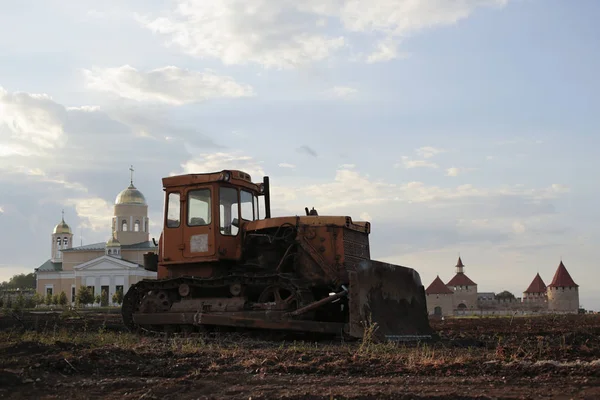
[{"x1": 348, "y1": 259, "x2": 433, "y2": 342}]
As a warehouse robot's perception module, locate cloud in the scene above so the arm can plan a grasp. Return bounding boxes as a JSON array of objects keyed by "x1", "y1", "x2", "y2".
[
  {"x1": 178, "y1": 151, "x2": 266, "y2": 180},
  {"x1": 64, "y1": 197, "x2": 114, "y2": 232},
  {"x1": 396, "y1": 156, "x2": 438, "y2": 169},
  {"x1": 82, "y1": 65, "x2": 254, "y2": 105},
  {"x1": 416, "y1": 146, "x2": 446, "y2": 159},
  {"x1": 297, "y1": 145, "x2": 318, "y2": 157},
  {"x1": 446, "y1": 167, "x2": 475, "y2": 177},
  {"x1": 137, "y1": 0, "x2": 510, "y2": 68},
  {"x1": 0, "y1": 86, "x2": 67, "y2": 154},
  {"x1": 278, "y1": 163, "x2": 296, "y2": 169},
  {"x1": 325, "y1": 86, "x2": 358, "y2": 98}
]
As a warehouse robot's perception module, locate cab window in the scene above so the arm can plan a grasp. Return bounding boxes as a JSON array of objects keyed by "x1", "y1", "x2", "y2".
[
  {"x1": 254, "y1": 195, "x2": 260, "y2": 219},
  {"x1": 166, "y1": 192, "x2": 180, "y2": 228},
  {"x1": 187, "y1": 189, "x2": 211, "y2": 226},
  {"x1": 240, "y1": 190, "x2": 254, "y2": 221},
  {"x1": 219, "y1": 187, "x2": 239, "y2": 236}
]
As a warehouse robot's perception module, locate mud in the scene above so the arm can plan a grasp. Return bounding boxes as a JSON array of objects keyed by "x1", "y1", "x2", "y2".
[{"x1": 1, "y1": 312, "x2": 600, "y2": 399}]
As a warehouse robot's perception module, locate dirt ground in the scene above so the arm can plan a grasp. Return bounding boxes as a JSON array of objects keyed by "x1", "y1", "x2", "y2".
[{"x1": 1, "y1": 311, "x2": 600, "y2": 399}]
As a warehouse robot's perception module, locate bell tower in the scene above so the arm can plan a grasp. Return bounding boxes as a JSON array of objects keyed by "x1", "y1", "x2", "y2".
[
  {"x1": 51, "y1": 210, "x2": 73, "y2": 263},
  {"x1": 112, "y1": 165, "x2": 150, "y2": 245}
]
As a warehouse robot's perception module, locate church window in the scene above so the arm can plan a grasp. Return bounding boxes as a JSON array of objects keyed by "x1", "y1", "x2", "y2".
[
  {"x1": 63, "y1": 237, "x2": 68, "y2": 247},
  {"x1": 134, "y1": 220, "x2": 140, "y2": 231},
  {"x1": 188, "y1": 189, "x2": 211, "y2": 226},
  {"x1": 166, "y1": 192, "x2": 181, "y2": 228},
  {"x1": 144, "y1": 219, "x2": 148, "y2": 232},
  {"x1": 57, "y1": 237, "x2": 61, "y2": 246},
  {"x1": 108, "y1": 249, "x2": 112, "y2": 255},
  {"x1": 122, "y1": 220, "x2": 128, "y2": 231}
]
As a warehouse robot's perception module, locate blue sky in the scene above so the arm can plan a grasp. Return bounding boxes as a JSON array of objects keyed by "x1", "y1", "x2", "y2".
[{"x1": 0, "y1": 0, "x2": 598, "y2": 308}]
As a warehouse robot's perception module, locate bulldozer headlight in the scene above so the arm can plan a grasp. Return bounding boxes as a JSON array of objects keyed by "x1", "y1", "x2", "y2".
[{"x1": 219, "y1": 171, "x2": 231, "y2": 182}]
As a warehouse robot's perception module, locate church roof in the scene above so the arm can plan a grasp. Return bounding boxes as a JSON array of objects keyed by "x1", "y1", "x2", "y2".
[
  {"x1": 446, "y1": 272, "x2": 476, "y2": 287},
  {"x1": 62, "y1": 240, "x2": 156, "y2": 252},
  {"x1": 548, "y1": 261, "x2": 578, "y2": 288},
  {"x1": 115, "y1": 183, "x2": 147, "y2": 206},
  {"x1": 36, "y1": 259, "x2": 63, "y2": 272},
  {"x1": 524, "y1": 273, "x2": 547, "y2": 293},
  {"x1": 425, "y1": 276, "x2": 454, "y2": 294},
  {"x1": 53, "y1": 219, "x2": 72, "y2": 234}
]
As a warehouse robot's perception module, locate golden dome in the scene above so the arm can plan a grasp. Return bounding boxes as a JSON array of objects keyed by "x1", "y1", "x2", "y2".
[
  {"x1": 53, "y1": 219, "x2": 72, "y2": 234},
  {"x1": 115, "y1": 183, "x2": 147, "y2": 205},
  {"x1": 106, "y1": 235, "x2": 121, "y2": 247}
]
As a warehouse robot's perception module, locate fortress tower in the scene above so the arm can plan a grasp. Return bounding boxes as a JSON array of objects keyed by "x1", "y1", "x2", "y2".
[
  {"x1": 445, "y1": 257, "x2": 477, "y2": 311},
  {"x1": 547, "y1": 261, "x2": 579, "y2": 313}
]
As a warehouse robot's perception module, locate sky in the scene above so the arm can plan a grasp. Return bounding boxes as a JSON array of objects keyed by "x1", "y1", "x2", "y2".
[{"x1": 0, "y1": 0, "x2": 599, "y2": 308}]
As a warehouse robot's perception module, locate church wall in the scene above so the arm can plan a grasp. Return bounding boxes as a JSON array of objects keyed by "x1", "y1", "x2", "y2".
[
  {"x1": 62, "y1": 251, "x2": 104, "y2": 271},
  {"x1": 121, "y1": 249, "x2": 156, "y2": 266},
  {"x1": 426, "y1": 293, "x2": 454, "y2": 316},
  {"x1": 548, "y1": 287, "x2": 579, "y2": 313},
  {"x1": 36, "y1": 274, "x2": 75, "y2": 300}
]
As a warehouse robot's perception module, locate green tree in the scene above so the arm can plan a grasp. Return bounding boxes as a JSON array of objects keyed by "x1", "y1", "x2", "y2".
[
  {"x1": 496, "y1": 290, "x2": 516, "y2": 301},
  {"x1": 0, "y1": 297, "x2": 4, "y2": 308},
  {"x1": 100, "y1": 289, "x2": 109, "y2": 307},
  {"x1": 112, "y1": 288, "x2": 124, "y2": 305},
  {"x1": 94, "y1": 294, "x2": 101, "y2": 306},
  {"x1": 45, "y1": 292, "x2": 52, "y2": 306},
  {"x1": 1, "y1": 273, "x2": 36, "y2": 290},
  {"x1": 76, "y1": 286, "x2": 94, "y2": 307},
  {"x1": 24, "y1": 295, "x2": 36, "y2": 309},
  {"x1": 59, "y1": 291, "x2": 68, "y2": 307},
  {"x1": 32, "y1": 292, "x2": 43, "y2": 306},
  {"x1": 14, "y1": 292, "x2": 26, "y2": 311},
  {"x1": 52, "y1": 293, "x2": 59, "y2": 305}
]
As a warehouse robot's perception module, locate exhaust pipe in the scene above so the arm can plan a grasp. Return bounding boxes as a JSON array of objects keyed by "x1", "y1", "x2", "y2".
[{"x1": 263, "y1": 176, "x2": 271, "y2": 218}]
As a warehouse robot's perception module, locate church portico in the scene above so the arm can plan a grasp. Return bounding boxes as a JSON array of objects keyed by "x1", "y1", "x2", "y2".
[{"x1": 73, "y1": 255, "x2": 156, "y2": 301}]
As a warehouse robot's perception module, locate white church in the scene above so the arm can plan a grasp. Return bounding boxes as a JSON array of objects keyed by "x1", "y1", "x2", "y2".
[{"x1": 34, "y1": 168, "x2": 157, "y2": 304}]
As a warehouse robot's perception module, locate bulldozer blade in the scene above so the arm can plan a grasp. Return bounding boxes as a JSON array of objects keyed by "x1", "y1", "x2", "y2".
[{"x1": 347, "y1": 259, "x2": 433, "y2": 342}]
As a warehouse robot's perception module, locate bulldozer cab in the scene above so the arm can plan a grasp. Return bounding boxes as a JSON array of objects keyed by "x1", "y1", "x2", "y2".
[{"x1": 159, "y1": 170, "x2": 269, "y2": 267}]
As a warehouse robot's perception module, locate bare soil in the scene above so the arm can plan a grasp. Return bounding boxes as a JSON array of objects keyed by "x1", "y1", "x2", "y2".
[{"x1": 1, "y1": 311, "x2": 600, "y2": 399}]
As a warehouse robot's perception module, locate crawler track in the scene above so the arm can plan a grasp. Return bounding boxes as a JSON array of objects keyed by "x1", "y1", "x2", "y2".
[{"x1": 122, "y1": 272, "x2": 317, "y2": 335}]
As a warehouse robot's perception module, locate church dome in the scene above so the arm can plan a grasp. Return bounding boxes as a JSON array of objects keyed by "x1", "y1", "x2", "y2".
[
  {"x1": 53, "y1": 219, "x2": 72, "y2": 234},
  {"x1": 106, "y1": 235, "x2": 121, "y2": 247},
  {"x1": 115, "y1": 183, "x2": 147, "y2": 206}
]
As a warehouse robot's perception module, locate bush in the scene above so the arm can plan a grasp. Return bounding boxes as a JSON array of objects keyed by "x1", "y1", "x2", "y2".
[
  {"x1": 101, "y1": 289, "x2": 109, "y2": 307},
  {"x1": 59, "y1": 291, "x2": 68, "y2": 307},
  {"x1": 76, "y1": 286, "x2": 94, "y2": 307},
  {"x1": 112, "y1": 288, "x2": 124, "y2": 305}
]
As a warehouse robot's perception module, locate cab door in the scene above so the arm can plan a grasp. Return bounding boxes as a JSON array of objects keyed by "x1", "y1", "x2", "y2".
[
  {"x1": 161, "y1": 190, "x2": 184, "y2": 262},
  {"x1": 182, "y1": 186, "x2": 216, "y2": 258}
]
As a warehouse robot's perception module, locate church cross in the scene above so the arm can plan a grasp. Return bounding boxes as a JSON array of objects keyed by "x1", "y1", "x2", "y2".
[{"x1": 129, "y1": 165, "x2": 134, "y2": 185}]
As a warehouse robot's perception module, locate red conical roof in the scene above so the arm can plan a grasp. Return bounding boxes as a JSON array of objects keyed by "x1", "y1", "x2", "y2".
[
  {"x1": 548, "y1": 261, "x2": 578, "y2": 288},
  {"x1": 456, "y1": 257, "x2": 464, "y2": 268},
  {"x1": 447, "y1": 272, "x2": 476, "y2": 286},
  {"x1": 425, "y1": 276, "x2": 454, "y2": 294},
  {"x1": 524, "y1": 273, "x2": 546, "y2": 293}
]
